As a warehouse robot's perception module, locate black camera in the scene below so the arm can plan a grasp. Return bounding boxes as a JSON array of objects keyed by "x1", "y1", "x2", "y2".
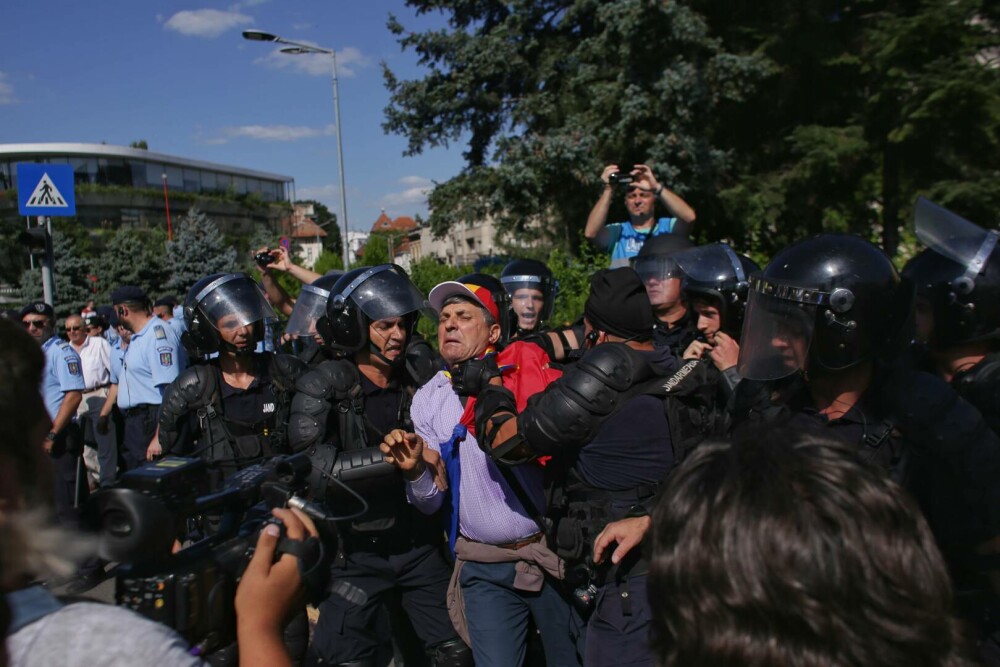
[
  {"x1": 90, "y1": 454, "x2": 333, "y2": 657},
  {"x1": 254, "y1": 251, "x2": 275, "y2": 268},
  {"x1": 608, "y1": 170, "x2": 634, "y2": 187}
]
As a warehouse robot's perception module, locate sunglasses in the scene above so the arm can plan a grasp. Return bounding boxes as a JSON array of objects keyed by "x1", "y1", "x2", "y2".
[
  {"x1": 65, "y1": 326, "x2": 83, "y2": 332},
  {"x1": 23, "y1": 319, "x2": 47, "y2": 329}
]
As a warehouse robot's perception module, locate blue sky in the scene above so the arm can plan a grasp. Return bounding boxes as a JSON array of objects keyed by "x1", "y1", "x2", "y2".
[{"x1": 0, "y1": 0, "x2": 465, "y2": 235}]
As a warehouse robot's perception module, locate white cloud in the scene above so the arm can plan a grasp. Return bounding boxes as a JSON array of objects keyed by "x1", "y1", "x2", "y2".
[
  {"x1": 164, "y1": 9, "x2": 252, "y2": 38},
  {"x1": 379, "y1": 177, "x2": 433, "y2": 209},
  {"x1": 0, "y1": 72, "x2": 15, "y2": 105},
  {"x1": 254, "y1": 45, "x2": 369, "y2": 77},
  {"x1": 216, "y1": 124, "x2": 336, "y2": 142}
]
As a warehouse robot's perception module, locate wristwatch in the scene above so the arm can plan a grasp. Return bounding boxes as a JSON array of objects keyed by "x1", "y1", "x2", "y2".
[
  {"x1": 45, "y1": 431, "x2": 57, "y2": 442},
  {"x1": 654, "y1": 185, "x2": 664, "y2": 196}
]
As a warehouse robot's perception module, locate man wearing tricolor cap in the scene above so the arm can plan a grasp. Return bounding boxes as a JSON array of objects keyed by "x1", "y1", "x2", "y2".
[{"x1": 381, "y1": 276, "x2": 584, "y2": 666}]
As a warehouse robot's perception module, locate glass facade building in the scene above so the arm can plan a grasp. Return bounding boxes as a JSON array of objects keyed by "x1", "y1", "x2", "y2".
[{"x1": 0, "y1": 143, "x2": 293, "y2": 202}]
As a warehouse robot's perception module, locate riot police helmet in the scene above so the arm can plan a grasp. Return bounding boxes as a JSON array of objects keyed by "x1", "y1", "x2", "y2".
[
  {"x1": 904, "y1": 198, "x2": 1000, "y2": 349},
  {"x1": 457, "y1": 272, "x2": 513, "y2": 345},
  {"x1": 321, "y1": 264, "x2": 430, "y2": 355},
  {"x1": 675, "y1": 243, "x2": 760, "y2": 338},
  {"x1": 284, "y1": 270, "x2": 345, "y2": 338},
  {"x1": 183, "y1": 272, "x2": 276, "y2": 356},
  {"x1": 737, "y1": 234, "x2": 913, "y2": 381},
  {"x1": 631, "y1": 234, "x2": 694, "y2": 283},
  {"x1": 500, "y1": 259, "x2": 558, "y2": 331}
]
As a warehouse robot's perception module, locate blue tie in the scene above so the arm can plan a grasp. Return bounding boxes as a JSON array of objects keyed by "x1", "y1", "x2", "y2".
[{"x1": 439, "y1": 424, "x2": 467, "y2": 556}]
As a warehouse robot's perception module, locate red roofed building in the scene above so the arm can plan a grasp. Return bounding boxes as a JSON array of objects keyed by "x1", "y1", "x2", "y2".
[{"x1": 280, "y1": 203, "x2": 327, "y2": 269}]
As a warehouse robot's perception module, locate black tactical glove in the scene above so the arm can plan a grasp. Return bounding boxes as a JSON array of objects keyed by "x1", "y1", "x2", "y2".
[{"x1": 450, "y1": 353, "x2": 501, "y2": 397}]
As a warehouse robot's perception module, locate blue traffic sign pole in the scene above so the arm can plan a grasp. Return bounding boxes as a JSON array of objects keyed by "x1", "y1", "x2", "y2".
[{"x1": 17, "y1": 163, "x2": 76, "y2": 307}]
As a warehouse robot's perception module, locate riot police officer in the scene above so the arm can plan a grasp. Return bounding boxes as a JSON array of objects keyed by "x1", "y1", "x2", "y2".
[
  {"x1": 903, "y1": 197, "x2": 1000, "y2": 435},
  {"x1": 287, "y1": 264, "x2": 472, "y2": 667},
  {"x1": 631, "y1": 234, "x2": 697, "y2": 359},
  {"x1": 734, "y1": 232, "x2": 1000, "y2": 659},
  {"x1": 154, "y1": 273, "x2": 307, "y2": 482},
  {"x1": 500, "y1": 259, "x2": 557, "y2": 337},
  {"x1": 656, "y1": 243, "x2": 760, "y2": 459},
  {"x1": 283, "y1": 271, "x2": 344, "y2": 365},
  {"x1": 470, "y1": 268, "x2": 678, "y2": 666}
]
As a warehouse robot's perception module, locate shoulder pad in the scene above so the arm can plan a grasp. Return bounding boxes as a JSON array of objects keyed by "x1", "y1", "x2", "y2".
[
  {"x1": 405, "y1": 338, "x2": 440, "y2": 387},
  {"x1": 574, "y1": 343, "x2": 663, "y2": 392},
  {"x1": 296, "y1": 359, "x2": 361, "y2": 400},
  {"x1": 269, "y1": 353, "x2": 309, "y2": 391}
]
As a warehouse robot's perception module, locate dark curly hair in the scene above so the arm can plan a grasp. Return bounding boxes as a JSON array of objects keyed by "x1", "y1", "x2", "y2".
[{"x1": 648, "y1": 426, "x2": 976, "y2": 667}]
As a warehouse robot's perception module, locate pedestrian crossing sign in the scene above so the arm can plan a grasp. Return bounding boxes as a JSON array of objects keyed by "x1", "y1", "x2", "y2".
[{"x1": 17, "y1": 163, "x2": 76, "y2": 216}]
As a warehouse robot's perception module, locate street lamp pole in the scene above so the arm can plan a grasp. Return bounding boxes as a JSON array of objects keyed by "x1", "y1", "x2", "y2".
[{"x1": 242, "y1": 30, "x2": 350, "y2": 270}]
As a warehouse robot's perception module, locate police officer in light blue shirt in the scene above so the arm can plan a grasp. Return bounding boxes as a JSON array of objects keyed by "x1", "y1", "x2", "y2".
[
  {"x1": 112, "y1": 286, "x2": 186, "y2": 470},
  {"x1": 154, "y1": 296, "x2": 187, "y2": 334},
  {"x1": 20, "y1": 301, "x2": 84, "y2": 525}
]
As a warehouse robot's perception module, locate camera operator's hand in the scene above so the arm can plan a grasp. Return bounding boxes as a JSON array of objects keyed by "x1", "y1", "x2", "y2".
[
  {"x1": 235, "y1": 507, "x2": 317, "y2": 667},
  {"x1": 632, "y1": 164, "x2": 661, "y2": 192},
  {"x1": 380, "y1": 429, "x2": 427, "y2": 481},
  {"x1": 593, "y1": 516, "x2": 651, "y2": 566},
  {"x1": 600, "y1": 164, "x2": 620, "y2": 187}
]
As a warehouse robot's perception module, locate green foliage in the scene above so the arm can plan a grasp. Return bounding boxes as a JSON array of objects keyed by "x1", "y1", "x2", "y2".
[
  {"x1": 362, "y1": 234, "x2": 391, "y2": 266},
  {"x1": 313, "y1": 250, "x2": 344, "y2": 275},
  {"x1": 19, "y1": 228, "x2": 97, "y2": 318},
  {"x1": 165, "y1": 207, "x2": 238, "y2": 297},
  {"x1": 92, "y1": 227, "x2": 170, "y2": 304},
  {"x1": 385, "y1": 0, "x2": 1000, "y2": 259},
  {"x1": 129, "y1": 140, "x2": 149, "y2": 150},
  {"x1": 546, "y1": 241, "x2": 605, "y2": 328}
]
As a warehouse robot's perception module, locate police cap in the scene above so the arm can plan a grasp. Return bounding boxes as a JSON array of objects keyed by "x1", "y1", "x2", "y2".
[
  {"x1": 112, "y1": 286, "x2": 149, "y2": 305},
  {"x1": 19, "y1": 301, "x2": 54, "y2": 320}
]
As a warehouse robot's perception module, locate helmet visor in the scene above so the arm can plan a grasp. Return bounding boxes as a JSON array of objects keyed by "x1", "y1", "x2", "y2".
[
  {"x1": 502, "y1": 275, "x2": 554, "y2": 324},
  {"x1": 285, "y1": 283, "x2": 330, "y2": 336},
  {"x1": 348, "y1": 267, "x2": 431, "y2": 323},
  {"x1": 195, "y1": 274, "x2": 275, "y2": 332},
  {"x1": 915, "y1": 197, "x2": 997, "y2": 273},
  {"x1": 676, "y1": 243, "x2": 746, "y2": 285},
  {"x1": 737, "y1": 289, "x2": 816, "y2": 381},
  {"x1": 632, "y1": 255, "x2": 681, "y2": 282}
]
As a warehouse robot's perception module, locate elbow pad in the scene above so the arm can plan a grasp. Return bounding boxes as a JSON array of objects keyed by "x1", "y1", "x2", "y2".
[
  {"x1": 518, "y1": 343, "x2": 662, "y2": 456},
  {"x1": 158, "y1": 365, "x2": 218, "y2": 451}
]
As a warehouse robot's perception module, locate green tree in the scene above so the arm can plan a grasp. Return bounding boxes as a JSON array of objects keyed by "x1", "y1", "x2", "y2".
[
  {"x1": 361, "y1": 234, "x2": 391, "y2": 266},
  {"x1": 129, "y1": 140, "x2": 149, "y2": 150},
  {"x1": 19, "y1": 229, "x2": 96, "y2": 318},
  {"x1": 93, "y1": 227, "x2": 170, "y2": 304},
  {"x1": 383, "y1": 0, "x2": 770, "y2": 252},
  {"x1": 165, "y1": 207, "x2": 238, "y2": 297},
  {"x1": 313, "y1": 250, "x2": 344, "y2": 275}
]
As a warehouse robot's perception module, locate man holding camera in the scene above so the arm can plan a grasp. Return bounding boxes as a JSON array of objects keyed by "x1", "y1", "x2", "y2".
[{"x1": 585, "y1": 163, "x2": 696, "y2": 268}]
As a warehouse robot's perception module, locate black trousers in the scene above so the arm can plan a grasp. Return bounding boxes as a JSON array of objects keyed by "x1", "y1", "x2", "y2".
[
  {"x1": 121, "y1": 404, "x2": 158, "y2": 470},
  {"x1": 307, "y1": 543, "x2": 458, "y2": 665}
]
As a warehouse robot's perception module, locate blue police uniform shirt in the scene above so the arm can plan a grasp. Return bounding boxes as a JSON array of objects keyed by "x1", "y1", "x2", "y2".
[
  {"x1": 103, "y1": 327, "x2": 121, "y2": 349},
  {"x1": 41, "y1": 336, "x2": 85, "y2": 422},
  {"x1": 109, "y1": 344, "x2": 126, "y2": 385},
  {"x1": 165, "y1": 315, "x2": 187, "y2": 334},
  {"x1": 118, "y1": 318, "x2": 186, "y2": 410}
]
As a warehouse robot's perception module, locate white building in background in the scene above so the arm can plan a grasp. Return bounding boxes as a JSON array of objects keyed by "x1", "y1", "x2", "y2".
[
  {"x1": 412, "y1": 215, "x2": 544, "y2": 267},
  {"x1": 282, "y1": 203, "x2": 327, "y2": 269},
  {"x1": 347, "y1": 230, "x2": 368, "y2": 263}
]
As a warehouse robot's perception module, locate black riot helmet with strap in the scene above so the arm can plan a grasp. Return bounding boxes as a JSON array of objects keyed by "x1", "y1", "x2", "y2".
[
  {"x1": 317, "y1": 264, "x2": 430, "y2": 363},
  {"x1": 182, "y1": 273, "x2": 276, "y2": 357},
  {"x1": 737, "y1": 234, "x2": 914, "y2": 381},
  {"x1": 456, "y1": 272, "x2": 513, "y2": 345},
  {"x1": 500, "y1": 259, "x2": 558, "y2": 333},
  {"x1": 903, "y1": 197, "x2": 1000, "y2": 350},
  {"x1": 284, "y1": 270, "x2": 345, "y2": 341},
  {"x1": 675, "y1": 243, "x2": 760, "y2": 339}
]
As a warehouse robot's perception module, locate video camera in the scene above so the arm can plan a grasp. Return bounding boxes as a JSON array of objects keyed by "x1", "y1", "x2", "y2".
[{"x1": 89, "y1": 452, "x2": 336, "y2": 657}]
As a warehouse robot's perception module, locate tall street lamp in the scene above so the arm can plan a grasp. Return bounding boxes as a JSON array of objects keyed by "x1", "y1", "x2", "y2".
[{"x1": 242, "y1": 29, "x2": 350, "y2": 269}]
